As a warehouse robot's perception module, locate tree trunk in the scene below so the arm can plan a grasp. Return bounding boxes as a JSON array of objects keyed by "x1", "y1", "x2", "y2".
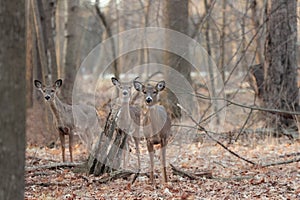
[
  {"x1": 164, "y1": 0, "x2": 191, "y2": 83},
  {"x1": 250, "y1": 0, "x2": 264, "y2": 65},
  {"x1": 95, "y1": 2, "x2": 119, "y2": 79},
  {"x1": 26, "y1": 0, "x2": 34, "y2": 108},
  {"x1": 87, "y1": 110, "x2": 127, "y2": 176},
  {"x1": 263, "y1": 0, "x2": 299, "y2": 136},
  {"x1": 62, "y1": 0, "x2": 80, "y2": 104},
  {"x1": 32, "y1": 0, "x2": 58, "y2": 134},
  {"x1": 0, "y1": 0, "x2": 26, "y2": 199},
  {"x1": 163, "y1": 0, "x2": 190, "y2": 119},
  {"x1": 31, "y1": 0, "x2": 58, "y2": 83}
]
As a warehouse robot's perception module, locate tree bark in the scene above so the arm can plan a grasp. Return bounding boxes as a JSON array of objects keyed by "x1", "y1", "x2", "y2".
[
  {"x1": 31, "y1": 0, "x2": 58, "y2": 83},
  {"x1": 26, "y1": 0, "x2": 34, "y2": 108},
  {"x1": 87, "y1": 110, "x2": 127, "y2": 176},
  {"x1": 164, "y1": 0, "x2": 191, "y2": 83},
  {"x1": 31, "y1": 0, "x2": 58, "y2": 134},
  {"x1": 0, "y1": 0, "x2": 26, "y2": 199},
  {"x1": 163, "y1": 0, "x2": 190, "y2": 119},
  {"x1": 263, "y1": 0, "x2": 299, "y2": 134},
  {"x1": 250, "y1": 0, "x2": 264, "y2": 65},
  {"x1": 62, "y1": 0, "x2": 80, "y2": 104}
]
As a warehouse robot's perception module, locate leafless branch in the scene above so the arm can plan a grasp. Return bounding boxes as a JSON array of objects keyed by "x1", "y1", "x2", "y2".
[
  {"x1": 177, "y1": 104, "x2": 257, "y2": 166},
  {"x1": 262, "y1": 157, "x2": 300, "y2": 168},
  {"x1": 25, "y1": 162, "x2": 85, "y2": 171},
  {"x1": 195, "y1": 93, "x2": 300, "y2": 116}
]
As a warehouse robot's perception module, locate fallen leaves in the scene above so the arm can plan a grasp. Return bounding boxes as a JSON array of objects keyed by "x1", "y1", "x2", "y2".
[{"x1": 25, "y1": 137, "x2": 300, "y2": 199}]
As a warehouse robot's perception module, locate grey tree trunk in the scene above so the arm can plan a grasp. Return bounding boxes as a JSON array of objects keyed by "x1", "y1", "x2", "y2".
[
  {"x1": 164, "y1": 0, "x2": 191, "y2": 83},
  {"x1": 32, "y1": 0, "x2": 58, "y2": 83},
  {"x1": 32, "y1": 0, "x2": 58, "y2": 135},
  {"x1": 62, "y1": 0, "x2": 81, "y2": 104},
  {"x1": 163, "y1": 0, "x2": 190, "y2": 119},
  {"x1": 263, "y1": 0, "x2": 299, "y2": 135},
  {"x1": 26, "y1": 0, "x2": 35, "y2": 108},
  {"x1": 0, "y1": 0, "x2": 26, "y2": 199}
]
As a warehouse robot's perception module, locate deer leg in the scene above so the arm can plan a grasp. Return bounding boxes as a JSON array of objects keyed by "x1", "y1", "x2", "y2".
[
  {"x1": 122, "y1": 133, "x2": 130, "y2": 169},
  {"x1": 160, "y1": 146, "x2": 167, "y2": 183},
  {"x1": 146, "y1": 141, "x2": 154, "y2": 184},
  {"x1": 58, "y1": 128, "x2": 66, "y2": 162},
  {"x1": 69, "y1": 132, "x2": 73, "y2": 162},
  {"x1": 134, "y1": 136, "x2": 140, "y2": 172}
]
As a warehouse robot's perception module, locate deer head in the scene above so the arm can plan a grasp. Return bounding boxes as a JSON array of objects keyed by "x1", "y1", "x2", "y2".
[
  {"x1": 34, "y1": 79, "x2": 62, "y2": 101},
  {"x1": 133, "y1": 80, "x2": 165, "y2": 106}
]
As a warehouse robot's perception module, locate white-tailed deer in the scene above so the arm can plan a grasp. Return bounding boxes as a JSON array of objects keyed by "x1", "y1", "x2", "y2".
[
  {"x1": 111, "y1": 77, "x2": 141, "y2": 170},
  {"x1": 34, "y1": 79, "x2": 99, "y2": 162},
  {"x1": 133, "y1": 80, "x2": 171, "y2": 183}
]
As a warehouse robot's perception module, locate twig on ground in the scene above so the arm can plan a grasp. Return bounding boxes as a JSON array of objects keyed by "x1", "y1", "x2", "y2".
[
  {"x1": 262, "y1": 157, "x2": 300, "y2": 168},
  {"x1": 94, "y1": 170, "x2": 149, "y2": 184},
  {"x1": 25, "y1": 162, "x2": 85, "y2": 171},
  {"x1": 279, "y1": 152, "x2": 300, "y2": 158},
  {"x1": 25, "y1": 182, "x2": 69, "y2": 187},
  {"x1": 170, "y1": 164, "x2": 213, "y2": 180}
]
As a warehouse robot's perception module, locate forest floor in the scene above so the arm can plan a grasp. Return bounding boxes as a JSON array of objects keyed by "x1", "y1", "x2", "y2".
[
  {"x1": 25, "y1": 104, "x2": 300, "y2": 199},
  {"x1": 26, "y1": 84, "x2": 300, "y2": 199},
  {"x1": 25, "y1": 137, "x2": 300, "y2": 199}
]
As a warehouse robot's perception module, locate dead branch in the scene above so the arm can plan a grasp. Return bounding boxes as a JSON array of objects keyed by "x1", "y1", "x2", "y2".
[
  {"x1": 212, "y1": 176, "x2": 254, "y2": 182},
  {"x1": 177, "y1": 104, "x2": 257, "y2": 166},
  {"x1": 171, "y1": 164, "x2": 254, "y2": 182},
  {"x1": 95, "y1": 170, "x2": 148, "y2": 184},
  {"x1": 262, "y1": 157, "x2": 300, "y2": 168},
  {"x1": 25, "y1": 182, "x2": 69, "y2": 187},
  {"x1": 196, "y1": 93, "x2": 300, "y2": 116},
  {"x1": 25, "y1": 162, "x2": 85, "y2": 171},
  {"x1": 279, "y1": 152, "x2": 300, "y2": 158},
  {"x1": 27, "y1": 171, "x2": 53, "y2": 177},
  {"x1": 170, "y1": 164, "x2": 213, "y2": 180}
]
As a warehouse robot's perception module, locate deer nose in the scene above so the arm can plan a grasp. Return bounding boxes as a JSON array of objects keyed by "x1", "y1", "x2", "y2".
[
  {"x1": 122, "y1": 90, "x2": 128, "y2": 96},
  {"x1": 146, "y1": 96, "x2": 152, "y2": 103},
  {"x1": 45, "y1": 96, "x2": 50, "y2": 101}
]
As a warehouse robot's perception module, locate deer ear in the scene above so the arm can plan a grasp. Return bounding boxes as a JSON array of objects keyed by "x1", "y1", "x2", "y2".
[
  {"x1": 133, "y1": 81, "x2": 143, "y2": 91},
  {"x1": 156, "y1": 81, "x2": 165, "y2": 91},
  {"x1": 54, "y1": 79, "x2": 62, "y2": 88},
  {"x1": 111, "y1": 77, "x2": 120, "y2": 87},
  {"x1": 34, "y1": 80, "x2": 42, "y2": 89}
]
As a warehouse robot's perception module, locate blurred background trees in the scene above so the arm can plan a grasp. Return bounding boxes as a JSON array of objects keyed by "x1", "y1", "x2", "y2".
[{"x1": 26, "y1": 0, "x2": 300, "y2": 144}]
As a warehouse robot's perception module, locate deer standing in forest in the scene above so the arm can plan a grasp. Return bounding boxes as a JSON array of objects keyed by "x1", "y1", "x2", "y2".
[
  {"x1": 133, "y1": 80, "x2": 172, "y2": 184},
  {"x1": 111, "y1": 77, "x2": 141, "y2": 170},
  {"x1": 34, "y1": 79, "x2": 100, "y2": 162}
]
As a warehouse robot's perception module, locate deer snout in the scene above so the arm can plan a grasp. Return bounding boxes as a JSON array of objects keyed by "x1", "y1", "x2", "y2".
[
  {"x1": 45, "y1": 95, "x2": 51, "y2": 101},
  {"x1": 122, "y1": 90, "x2": 128, "y2": 96},
  {"x1": 145, "y1": 96, "x2": 153, "y2": 104}
]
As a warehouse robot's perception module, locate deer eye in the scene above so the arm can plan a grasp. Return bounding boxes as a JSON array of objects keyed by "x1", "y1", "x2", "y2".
[
  {"x1": 51, "y1": 89, "x2": 55, "y2": 93},
  {"x1": 153, "y1": 91, "x2": 157, "y2": 94},
  {"x1": 142, "y1": 90, "x2": 147, "y2": 94}
]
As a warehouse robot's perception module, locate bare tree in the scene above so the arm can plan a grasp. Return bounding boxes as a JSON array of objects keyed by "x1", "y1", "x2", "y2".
[
  {"x1": 61, "y1": 0, "x2": 81, "y2": 104},
  {"x1": 0, "y1": 0, "x2": 26, "y2": 199},
  {"x1": 31, "y1": 0, "x2": 59, "y2": 135},
  {"x1": 263, "y1": 0, "x2": 299, "y2": 135},
  {"x1": 31, "y1": 0, "x2": 58, "y2": 82},
  {"x1": 26, "y1": 0, "x2": 35, "y2": 108},
  {"x1": 164, "y1": 0, "x2": 191, "y2": 83},
  {"x1": 162, "y1": 0, "x2": 191, "y2": 119}
]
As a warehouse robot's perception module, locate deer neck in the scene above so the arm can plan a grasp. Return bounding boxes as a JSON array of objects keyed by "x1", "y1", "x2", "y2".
[
  {"x1": 49, "y1": 96, "x2": 65, "y2": 123},
  {"x1": 117, "y1": 100, "x2": 131, "y2": 130},
  {"x1": 145, "y1": 105, "x2": 167, "y2": 127}
]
